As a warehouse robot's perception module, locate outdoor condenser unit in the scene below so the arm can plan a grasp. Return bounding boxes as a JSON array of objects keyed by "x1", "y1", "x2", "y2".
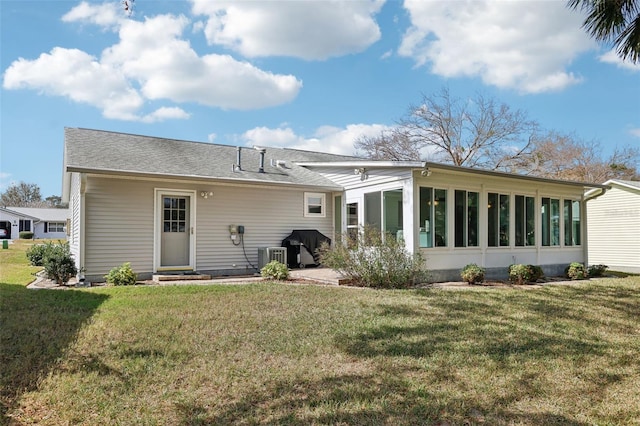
[{"x1": 258, "y1": 247, "x2": 288, "y2": 269}]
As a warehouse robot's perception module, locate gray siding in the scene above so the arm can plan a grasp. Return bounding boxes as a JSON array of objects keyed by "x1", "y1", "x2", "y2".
[
  {"x1": 84, "y1": 177, "x2": 155, "y2": 277},
  {"x1": 588, "y1": 185, "x2": 640, "y2": 272},
  {"x1": 82, "y1": 176, "x2": 333, "y2": 279},
  {"x1": 196, "y1": 185, "x2": 333, "y2": 273}
]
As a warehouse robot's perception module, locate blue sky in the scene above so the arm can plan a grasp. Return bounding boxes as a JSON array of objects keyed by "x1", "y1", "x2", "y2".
[{"x1": 1, "y1": 0, "x2": 639, "y2": 198}]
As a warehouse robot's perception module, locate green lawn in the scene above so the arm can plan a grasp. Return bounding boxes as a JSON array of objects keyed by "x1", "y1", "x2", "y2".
[{"x1": 2, "y1": 242, "x2": 639, "y2": 425}]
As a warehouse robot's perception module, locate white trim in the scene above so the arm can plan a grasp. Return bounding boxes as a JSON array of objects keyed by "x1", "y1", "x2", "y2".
[{"x1": 153, "y1": 188, "x2": 197, "y2": 272}]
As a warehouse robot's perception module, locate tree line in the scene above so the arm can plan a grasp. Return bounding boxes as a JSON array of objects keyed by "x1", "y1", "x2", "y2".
[
  {"x1": 1, "y1": 181, "x2": 62, "y2": 208},
  {"x1": 355, "y1": 87, "x2": 639, "y2": 184}
]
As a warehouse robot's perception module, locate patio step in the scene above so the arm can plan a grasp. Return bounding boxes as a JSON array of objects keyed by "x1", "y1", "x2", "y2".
[{"x1": 152, "y1": 273, "x2": 212, "y2": 283}]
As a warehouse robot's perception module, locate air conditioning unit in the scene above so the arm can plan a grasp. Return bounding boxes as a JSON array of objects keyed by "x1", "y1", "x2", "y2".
[{"x1": 258, "y1": 247, "x2": 288, "y2": 269}]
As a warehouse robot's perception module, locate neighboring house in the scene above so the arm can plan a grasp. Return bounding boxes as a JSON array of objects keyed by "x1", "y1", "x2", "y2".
[
  {"x1": 586, "y1": 179, "x2": 640, "y2": 273},
  {"x1": 0, "y1": 207, "x2": 69, "y2": 240},
  {"x1": 62, "y1": 128, "x2": 607, "y2": 282}
]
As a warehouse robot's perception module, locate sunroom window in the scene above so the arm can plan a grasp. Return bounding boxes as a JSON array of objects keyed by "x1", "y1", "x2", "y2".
[
  {"x1": 488, "y1": 193, "x2": 509, "y2": 247},
  {"x1": 454, "y1": 190, "x2": 479, "y2": 247},
  {"x1": 419, "y1": 187, "x2": 447, "y2": 247},
  {"x1": 515, "y1": 195, "x2": 535, "y2": 246},
  {"x1": 541, "y1": 197, "x2": 560, "y2": 246},
  {"x1": 564, "y1": 200, "x2": 581, "y2": 246}
]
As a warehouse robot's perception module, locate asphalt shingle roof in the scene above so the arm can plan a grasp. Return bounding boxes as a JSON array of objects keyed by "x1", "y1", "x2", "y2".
[
  {"x1": 3, "y1": 207, "x2": 69, "y2": 221},
  {"x1": 64, "y1": 128, "x2": 360, "y2": 189}
]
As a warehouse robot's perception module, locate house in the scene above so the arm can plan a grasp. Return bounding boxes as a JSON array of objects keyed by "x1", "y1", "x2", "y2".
[
  {"x1": 62, "y1": 127, "x2": 607, "y2": 282},
  {"x1": 586, "y1": 179, "x2": 640, "y2": 273},
  {"x1": 0, "y1": 207, "x2": 69, "y2": 240}
]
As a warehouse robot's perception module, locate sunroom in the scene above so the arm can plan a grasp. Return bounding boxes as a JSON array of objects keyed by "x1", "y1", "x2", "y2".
[{"x1": 301, "y1": 161, "x2": 607, "y2": 281}]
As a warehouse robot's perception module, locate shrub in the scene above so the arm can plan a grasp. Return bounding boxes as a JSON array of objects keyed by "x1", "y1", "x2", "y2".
[
  {"x1": 528, "y1": 265, "x2": 545, "y2": 282},
  {"x1": 260, "y1": 260, "x2": 290, "y2": 280},
  {"x1": 26, "y1": 242, "x2": 55, "y2": 266},
  {"x1": 509, "y1": 264, "x2": 532, "y2": 285},
  {"x1": 509, "y1": 264, "x2": 545, "y2": 285},
  {"x1": 19, "y1": 231, "x2": 34, "y2": 239},
  {"x1": 588, "y1": 264, "x2": 609, "y2": 277},
  {"x1": 104, "y1": 262, "x2": 138, "y2": 286},
  {"x1": 41, "y1": 242, "x2": 77, "y2": 284},
  {"x1": 319, "y1": 226, "x2": 428, "y2": 289},
  {"x1": 566, "y1": 262, "x2": 587, "y2": 280},
  {"x1": 461, "y1": 263, "x2": 485, "y2": 284}
]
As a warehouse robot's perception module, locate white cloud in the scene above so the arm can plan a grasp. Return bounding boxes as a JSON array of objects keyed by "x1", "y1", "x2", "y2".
[
  {"x1": 629, "y1": 128, "x2": 640, "y2": 138},
  {"x1": 599, "y1": 50, "x2": 640, "y2": 72},
  {"x1": 62, "y1": 1, "x2": 123, "y2": 28},
  {"x1": 2, "y1": 3, "x2": 302, "y2": 121},
  {"x1": 399, "y1": 0, "x2": 595, "y2": 93},
  {"x1": 191, "y1": 0, "x2": 384, "y2": 60},
  {"x1": 240, "y1": 123, "x2": 391, "y2": 155},
  {"x1": 141, "y1": 107, "x2": 190, "y2": 123},
  {"x1": 3, "y1": 47, "x2": 145, "y2": 121}
]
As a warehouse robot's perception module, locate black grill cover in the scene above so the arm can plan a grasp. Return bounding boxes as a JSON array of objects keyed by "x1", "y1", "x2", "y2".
[{"x1": 281, "y1": 229, "x2": 331, "y2": 266}]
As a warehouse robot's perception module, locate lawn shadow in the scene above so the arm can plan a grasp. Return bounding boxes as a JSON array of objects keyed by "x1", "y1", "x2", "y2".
[
  {"x1": 186, "y1": 371, "x2": 589, "y2": 425},
  {"x1": 0, "y1": 284, "x2": 109, "y2": 422},
  {"x1": 330, "y1": 285, "x2": 639, "y2": 423}
]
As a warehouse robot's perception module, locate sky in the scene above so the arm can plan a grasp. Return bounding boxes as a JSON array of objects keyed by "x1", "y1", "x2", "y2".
[{"x1": 1, "y1": 0, "x2": 639, "y2": 199}]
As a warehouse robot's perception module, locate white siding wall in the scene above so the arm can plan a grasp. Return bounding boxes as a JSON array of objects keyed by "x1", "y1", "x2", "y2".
[
  {"x1": 82, "y1": 176, "x2": 333, "y2": 278},
  {"x1": 311, "y1": 167, "x2": 411, "y2": 190},
  {"x1": 69, "y1": 173, "x2": 82, "y2": 272},
  {"x1": 587, "y1": 185, "x2": 640, "y2": 272}
]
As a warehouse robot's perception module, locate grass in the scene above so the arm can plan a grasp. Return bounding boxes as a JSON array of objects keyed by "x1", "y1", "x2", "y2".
[{"x1": 2, "y1": 241, "x2": 639, "y2": 425}]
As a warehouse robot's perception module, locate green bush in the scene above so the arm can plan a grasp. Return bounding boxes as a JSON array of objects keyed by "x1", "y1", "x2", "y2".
[
  {"x1": 319, "y1": 226, "x2": 428, "y2": 289},
  {"x1": 461, "y1": 263, "x2": 485, "y2": 284},
  {"x1": 260, "y1": 260, "x2": 289, "y2": 280},
  {"x1": 19, "y1": 231, "x2": 34, "y2": 239},
  {"x1": 528, "y1": 265, "x2": 545, "y2": 282},
  {"x1": 26, "y1": 242, "x2": 55, "y2": 266},
  {"x1": 566, "y1": 262, "x2": 587, "y2": 280},
  {"x1": 104, "y1": 262, "x2": 138, "y2": 286},
  {"x1": 41, "y1": 242, "x2": 77, "y2": 284},
  {"x1": 588, "y1": 264, "x2": 609, "y2": 277},
  {"x1": 509, "y1": 264, "x2": 544, "y2": 285}
]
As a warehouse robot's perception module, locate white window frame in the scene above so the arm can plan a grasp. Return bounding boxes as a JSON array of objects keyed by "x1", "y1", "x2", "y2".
[
  {"x1": 48, "y1": 222, "x2": 65, "y2": 233},
  {"x1": 304, "y1": 192, "x2": 326, "y2": 218}
]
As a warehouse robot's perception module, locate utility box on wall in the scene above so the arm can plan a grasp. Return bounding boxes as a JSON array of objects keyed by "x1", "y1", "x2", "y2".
[{"x1": 258, "y1": 247, "x2": 288, "y2": 269}]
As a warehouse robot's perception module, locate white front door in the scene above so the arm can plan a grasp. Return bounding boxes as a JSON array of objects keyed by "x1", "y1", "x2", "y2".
[{"x1": 156, "y1": 190, "x2": 195, "y2": 271}]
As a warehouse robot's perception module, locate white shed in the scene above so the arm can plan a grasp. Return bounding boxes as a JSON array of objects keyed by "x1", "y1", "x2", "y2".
[{"x1": 586, "y1": 180, "x2": 640, "y2": 273}]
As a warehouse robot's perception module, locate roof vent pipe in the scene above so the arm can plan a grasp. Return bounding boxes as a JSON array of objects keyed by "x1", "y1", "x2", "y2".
[
  {"x1": 233, "y1": 147, "x2": 242, "y2": 172},
  {"x1": 255, "y1": 147, "x2": 266, "y2": 173}
]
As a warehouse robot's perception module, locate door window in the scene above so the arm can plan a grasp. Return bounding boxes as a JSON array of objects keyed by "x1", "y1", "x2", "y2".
[{"x1": 163, "y1": 197, "x2": 187, "y2": 233}]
